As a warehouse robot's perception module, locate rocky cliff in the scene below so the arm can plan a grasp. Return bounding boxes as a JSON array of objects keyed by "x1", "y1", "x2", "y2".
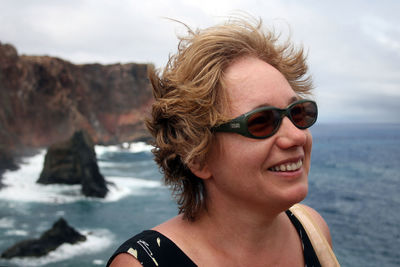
[{"x1": 0, "y1": 42, "x2": 154, "y2": 167}]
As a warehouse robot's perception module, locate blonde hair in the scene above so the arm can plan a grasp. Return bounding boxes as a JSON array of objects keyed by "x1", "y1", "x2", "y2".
[{"x1": 146, "y1": 16, "x2": 313, "y2": 220}]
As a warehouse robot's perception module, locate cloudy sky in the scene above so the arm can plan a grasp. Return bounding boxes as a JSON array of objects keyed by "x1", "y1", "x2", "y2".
[{"x1": 1, "y1": 0, "x2": 399, "y2": 123}]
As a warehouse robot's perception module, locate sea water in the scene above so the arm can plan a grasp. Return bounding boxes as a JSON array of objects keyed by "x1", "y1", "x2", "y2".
[{"x1": 0, "y1": 123, "x2": 399, "y2": 267}]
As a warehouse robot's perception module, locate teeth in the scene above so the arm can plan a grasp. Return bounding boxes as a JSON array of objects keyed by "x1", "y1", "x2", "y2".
[{"x1": 270, "y1": 159, "x2": 303, "y2": 172}]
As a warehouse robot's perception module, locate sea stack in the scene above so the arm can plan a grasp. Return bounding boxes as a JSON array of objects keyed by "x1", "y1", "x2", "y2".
[
  {"x1": 1, "y1": 218, "x2": 86, "y2": 259},
  {"x1": 37, "y1": 130, "x2": 108, "y2": 198}
]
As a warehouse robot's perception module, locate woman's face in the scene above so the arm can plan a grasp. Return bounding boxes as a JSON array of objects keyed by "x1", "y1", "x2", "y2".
[{"x1": 200, "y1": 56, "x2": 313, "y2": 212}]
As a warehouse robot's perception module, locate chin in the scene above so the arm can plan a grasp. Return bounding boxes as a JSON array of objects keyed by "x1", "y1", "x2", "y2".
[
  {"x1": 294, "y1": 185, "x2": 308, "y2": 203},
  {"x1": 283, "y1": 183, "x2": 308, "y2": 209}
]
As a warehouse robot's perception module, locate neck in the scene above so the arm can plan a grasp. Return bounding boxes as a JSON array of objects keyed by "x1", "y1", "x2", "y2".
[
  {"x1": 192, "y1": 190, "x2": 293, "y2": 255},
  {"x1": 154, "y1": 186, "x2": 303, "y2": 266}
]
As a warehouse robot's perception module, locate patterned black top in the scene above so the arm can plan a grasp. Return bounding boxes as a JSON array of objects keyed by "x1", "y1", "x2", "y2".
[{"x1": 107, "y1": 210, "x2": 321, "y2": 267}]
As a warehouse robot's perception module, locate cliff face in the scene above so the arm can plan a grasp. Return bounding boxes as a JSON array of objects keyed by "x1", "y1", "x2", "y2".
[{"x1": 0, "y1": 42, "x2": 153, "y2": 157}]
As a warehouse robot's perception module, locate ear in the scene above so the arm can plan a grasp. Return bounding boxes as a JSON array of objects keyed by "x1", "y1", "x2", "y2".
[{"x1": 188, "y1": 160, "x2": 212, "y2": 180}]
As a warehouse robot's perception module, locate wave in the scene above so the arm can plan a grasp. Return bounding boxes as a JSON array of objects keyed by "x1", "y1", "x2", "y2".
[
  {"x1": 0, "y1": 149, "x2": 162, "y2": 204},
  {"x1": 106, "y1": 176, "x2": 162, "y2": 202},
  {"x1": 6, "y1": 228, "x2": 114, "y2": 267},
  {"x1": 4, "y1": 229, "x2": 29, "y2": 236},
  {"x1": 95, "y1": 142, "x2": 153, "y2": 155}
]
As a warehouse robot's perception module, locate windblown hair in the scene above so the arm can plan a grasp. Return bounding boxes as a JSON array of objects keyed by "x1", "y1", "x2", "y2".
[{"x1": 146, "y1": 16, "x2": 313, "y2": 220}]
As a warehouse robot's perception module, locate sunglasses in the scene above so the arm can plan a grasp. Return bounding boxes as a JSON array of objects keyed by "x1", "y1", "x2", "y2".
[{"x1": 212, "y1": 99, "x2": 318, "y2": 139}]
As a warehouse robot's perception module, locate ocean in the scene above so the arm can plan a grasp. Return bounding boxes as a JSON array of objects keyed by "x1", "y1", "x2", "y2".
[{"x1": 0, "y1": 123, "x2": 399, "y2": 267}]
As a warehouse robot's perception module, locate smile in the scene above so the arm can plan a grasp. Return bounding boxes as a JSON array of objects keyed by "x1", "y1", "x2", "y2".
[{"x1": 268, "y1": 159, "x2": 303, "y2": 172}]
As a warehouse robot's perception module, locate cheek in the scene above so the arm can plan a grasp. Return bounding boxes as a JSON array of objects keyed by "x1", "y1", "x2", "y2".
[
  {"x1": 306, "y1": 130, "x2": 312, "y2": 153},
  {"x1": 207, "y1": 137, "x2": 241, "y2": 171},
  {"x1": 307, "y1": 131, "x2": 313, "y2": 153},
  {"x1": 304, "y1": 131, "x2": 313, "y2": 171},
  {"x1": 206, "y1": 135, "x2": 262, "y2": 177}
]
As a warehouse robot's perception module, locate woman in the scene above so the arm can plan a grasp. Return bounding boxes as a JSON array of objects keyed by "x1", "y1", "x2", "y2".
[{"x1": 108, "y1": 17, "x2": 339, "y2": 266}]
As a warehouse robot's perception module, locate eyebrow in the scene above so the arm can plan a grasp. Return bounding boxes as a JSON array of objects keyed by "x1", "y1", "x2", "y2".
[{"x1": 253, "y1": 95, "x2": 299, "y2": 109}]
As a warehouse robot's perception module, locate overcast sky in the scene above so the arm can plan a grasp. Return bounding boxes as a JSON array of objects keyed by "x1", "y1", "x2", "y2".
[{"x1": 1, "y1": 0, "x2": 399, "y2": 123}]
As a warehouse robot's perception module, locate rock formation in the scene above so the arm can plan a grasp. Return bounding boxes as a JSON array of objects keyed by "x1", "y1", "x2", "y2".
[
  {"x1": 0, "y1": 41, "x2": 154, "y2": 172},
  {"x1": 38, "y1": 130, "x2": 108, "y2": 198},
  {"x1": 1, "y1": 218, "x2": 86, "y2": 259}
]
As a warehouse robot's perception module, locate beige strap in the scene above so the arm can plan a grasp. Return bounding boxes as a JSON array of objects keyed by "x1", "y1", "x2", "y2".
[{"x1": 289, "y1": 204, "x2": 340, "y2": 267}]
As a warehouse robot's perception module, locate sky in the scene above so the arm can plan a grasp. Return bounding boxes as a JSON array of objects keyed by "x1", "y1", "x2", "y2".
[{"x1": 1, "y1": 0, "x2": 399, "y2": 123}]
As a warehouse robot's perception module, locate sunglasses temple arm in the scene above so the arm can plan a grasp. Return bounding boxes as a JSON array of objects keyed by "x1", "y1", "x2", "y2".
[{"x1": 212, "y1": 117, "x2": 247, "y2": 135}]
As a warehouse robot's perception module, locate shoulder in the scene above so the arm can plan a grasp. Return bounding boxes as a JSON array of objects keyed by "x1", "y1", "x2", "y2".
[
  {"x1": 109, "y1": 253, "x2": 142, "y2": 267},
  {"x1": 107, "y1": 226, "x2": 197, "y2": 267},
  {"x1": 107, "y1": 230, "x2": 156, "y2": 267},
  {"x1": 297, "y1": 204, "x2": 333, "y2": 247}
]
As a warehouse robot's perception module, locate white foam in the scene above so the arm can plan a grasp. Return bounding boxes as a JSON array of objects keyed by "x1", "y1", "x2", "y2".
[
  {"x1": 4, "y1": 229, "x2": 29, "y2": 236},
  {"x1": 94, "y1": 145, "x2": 120, "y2": 155},
  {"x1": 98, "y1": 161, "x2": 122, "y2": 168},
  {"x1": 93, "y1": 259, "x2": 105, "y2": 265},
  {"x1": 2, "y1": 149, "x2": 46, "y2": 186},
  {"x1": 8, "y1": 228, "x2": 114, "y2": 267},
  {"x1": 0, "y1": 174, "x2": 161, "y2": 204},
  {"x1": 129, "y1": 142, "x2": 153, "y2": 153},
  {"x1": 105, "y1": 176, "x2": 162, "y2": 202},
  {"x1": 0, "y1": 174, "x2": 83, "y2": 203},
  {"x1": 95, "y1": 142, "x2": 153, "y2": 155}
]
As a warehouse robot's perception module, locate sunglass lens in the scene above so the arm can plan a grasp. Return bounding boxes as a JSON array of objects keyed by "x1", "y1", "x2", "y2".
[
  {"x1": 247, "y1": 110, "x2": 280, "y2": 137},
  {"x1": 290, "y1": 102, "x2": 317, "y2": 128}
]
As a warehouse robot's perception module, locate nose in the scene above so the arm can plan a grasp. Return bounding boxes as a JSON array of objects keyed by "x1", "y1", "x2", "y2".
[{"x1": 275, "y1": 116, "x2": 308, "y2": 149}]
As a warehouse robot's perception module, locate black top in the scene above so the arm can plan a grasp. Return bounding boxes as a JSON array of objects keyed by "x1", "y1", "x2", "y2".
[{"x1": 107, "y1": 210, "x2": 321, "y2": 267}]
